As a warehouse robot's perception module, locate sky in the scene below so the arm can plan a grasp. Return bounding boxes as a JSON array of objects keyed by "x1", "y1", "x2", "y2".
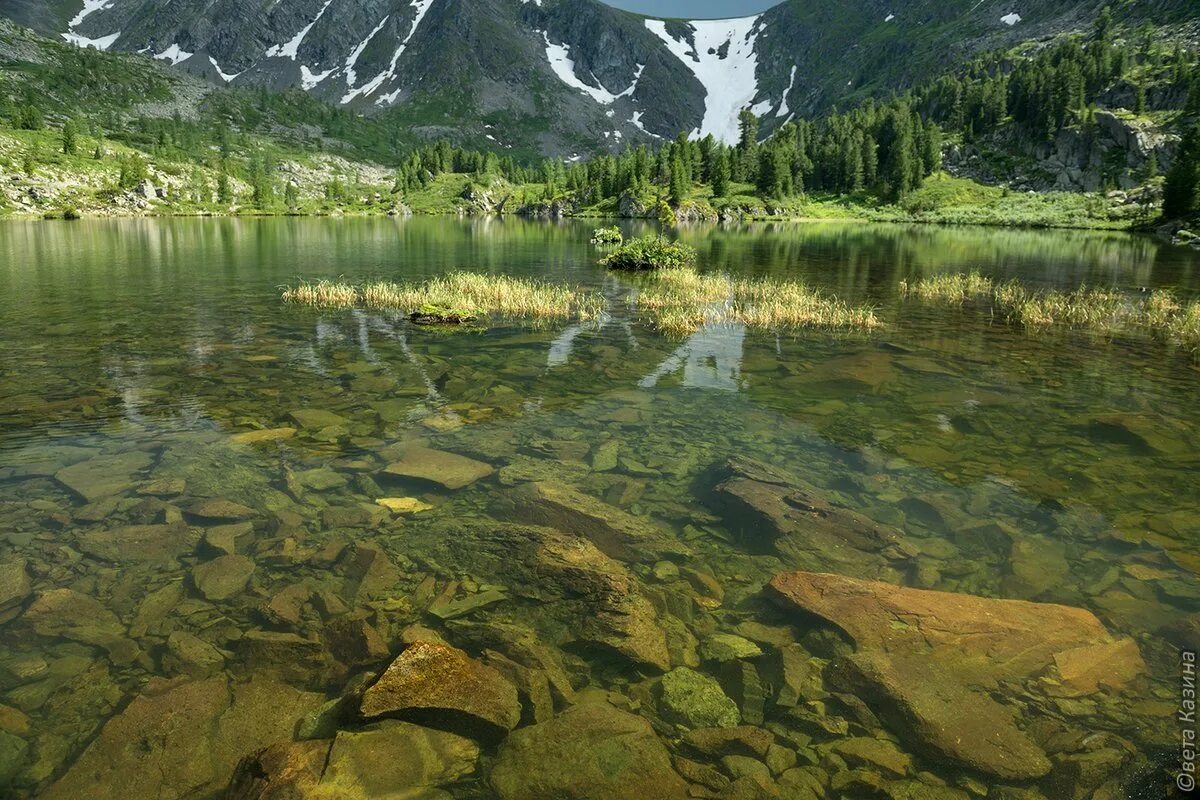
[{"x1": 599, "y1": 0, "x2": 782, "y2": 19}]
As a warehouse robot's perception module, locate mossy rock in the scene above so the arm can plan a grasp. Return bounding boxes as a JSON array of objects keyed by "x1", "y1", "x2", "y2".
[
  {"x1": 659, "y1": 667, "x2": 740, "y2": 729},
  {"x1": 409, "y1": 305, "x2": 479, "y2": 325}
]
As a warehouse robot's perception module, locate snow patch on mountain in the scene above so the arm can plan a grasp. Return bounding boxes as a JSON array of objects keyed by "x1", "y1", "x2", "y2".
[
  {"x1": 1001, "y1": 12, "x2": 1022, "y2": 25},
  {"x1": 153, "y1": 44, "x2": 193, "y2": 65},
  {"x1": 69, "y1": 0, "x2": 115, "y2": 28},
  {"x1": 645, "y1": 16, "x2": 763, "y2": 143},
  {"x1": 542, "y1": 35, "x2": 644, "y2": 106},
  {"x1": 301, "y1": 65, "x2": 335, "y2": 89},
  {"x1": 777, "y1": 65, "x2": 797, "y2": 117},
  {"x1": 266, "y1": 0, "x2": 333, "y2": 59},
  {"x1": 209, "y1": 56, "x2": 243, "y2": 83},
  {"x1": 344, "y1": 15, "x2": 391, "y2": 87},
  {"x1": 62, "y1": 31, "x2": 120, "y2": 50},
  {"x1": 342, "y1": 0, "x2": 434, "y2": 105}
]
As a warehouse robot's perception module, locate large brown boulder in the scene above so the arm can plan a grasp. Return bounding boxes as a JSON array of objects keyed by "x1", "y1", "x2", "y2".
[
  {"x1": 768, "y1": 571, "x2": 1146, "y2": 780},
  {"x1": 711, "y1": 458, "x2": 910, "y2": 575},
  {"x1": 490, "y1": 702, "x2": 689, "y2": 800},
  {"x1": 360, "y1": 641, "x2": 521, "y2": 740}
]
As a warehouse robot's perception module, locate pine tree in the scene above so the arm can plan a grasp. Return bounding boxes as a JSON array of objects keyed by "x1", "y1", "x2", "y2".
[
  {"x1": 17, "y1": 104, "x2": 42, "y2": 131},
  {"x1": 710, "y1": 150, "x2": 730, "y2": 197},
  {"x1": 1163, "y1": 124, "x2": 1200, "y2": 219},
  {"x1": 737, "y1": 109, "x2": 759, "y2": 152},
  {"x1": 668, "y1": 153, "x2": 688, "y2": 207},
  {"x1": 61, "y1": 120, "x2": 79, "y2": 156}
]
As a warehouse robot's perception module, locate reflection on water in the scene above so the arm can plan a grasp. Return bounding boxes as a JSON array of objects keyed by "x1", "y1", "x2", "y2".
[{"x1": 0, "y1": 217, "x2": 1197, "y2": 799}]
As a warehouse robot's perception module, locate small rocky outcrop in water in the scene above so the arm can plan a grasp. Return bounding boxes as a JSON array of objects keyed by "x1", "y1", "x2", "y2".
[
  {"x1": 489, "y1": 701, "x2": 690, "y2": 800},
  {"x1": 768, "y1": 571, "x2": 1146, "y2": 780},
  {"x1": 360, "y1": 640, "x2": 521, "y2": 740}
]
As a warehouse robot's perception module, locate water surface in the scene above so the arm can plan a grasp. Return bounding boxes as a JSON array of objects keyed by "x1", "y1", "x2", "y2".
[{"x1": 1, "y1": 217, "x2": 1197, "y2": 798}]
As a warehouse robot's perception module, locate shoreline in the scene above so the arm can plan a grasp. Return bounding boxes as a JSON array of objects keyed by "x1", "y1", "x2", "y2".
[{"x1": 0, "y1": 206, "x2": 1172, "y2": 235}]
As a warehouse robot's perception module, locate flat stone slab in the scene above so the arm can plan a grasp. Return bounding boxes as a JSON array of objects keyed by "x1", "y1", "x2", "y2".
[
  {"x1": 0, "y1": 559, "x2": 31, "y2": 614},
  {"x1": 384, "y1": 446, "x2": 493, "y2": 490},
  {"x1": 490, "y1": 702, "x2": 689, "y2": 800},
  {"x1": 55, "y1": 451, "x2": 154, "y2": 502},
  {"x1": 191, "y1": 555, "x2": 256, "y2": 601},
  {"x1": 768, "y1": 571, "x2": 1146, "y2": 780}
]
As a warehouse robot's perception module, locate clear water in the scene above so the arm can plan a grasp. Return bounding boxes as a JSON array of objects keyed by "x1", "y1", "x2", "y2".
[{"x1": 0, "y1": 217, "x2": 1197, "y2": 798}]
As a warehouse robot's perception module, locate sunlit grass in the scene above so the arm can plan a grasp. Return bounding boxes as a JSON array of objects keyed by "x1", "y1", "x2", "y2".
[
  {"x1": 901, "y1": 273, "x2": 1200, "y2": 350},
  {"x1": 898, "y1": 271, "x2": 994, "y2": 302},
  {"x1": 633, "y1": 267, "x2": 880, "y2": 335},
  {"x1": 282, "y1": 272, "x2": 605, "y2": 321}
]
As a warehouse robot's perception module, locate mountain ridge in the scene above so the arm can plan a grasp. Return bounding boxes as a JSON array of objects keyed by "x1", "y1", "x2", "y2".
[{"x1": 5, "y1": 0, "x2": 1199, "y2": 155}]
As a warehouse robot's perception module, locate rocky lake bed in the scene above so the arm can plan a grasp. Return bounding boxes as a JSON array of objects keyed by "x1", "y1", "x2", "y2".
[{"x1": 1, "y1": 217, "x2": 1198, "y2": 799}]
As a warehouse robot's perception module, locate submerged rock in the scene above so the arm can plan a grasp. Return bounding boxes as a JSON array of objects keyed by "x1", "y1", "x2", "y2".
[
  {"x1": 383, "y1": 445, "x2": 494, "y2": 490},
  {"x1": 438, "y1": 522, "x2": 672, "y2": 671},
  {"x1": 490, "y1": 702, "x2": 689, "y2": 800},
  {"x1": 768, "y1": 571, "x2": 1146, "y2": 780},
  {"x1": 43, "y1": 676, "x2": 322, "y2": 800},
  {"x1": 228, "y1": 721, "x2": 480, "y2": 800},
  {"x1": 288, "y1": 409, "x2": 350, "y2": 430},
  {"x1": 20, "y1": 589, "x2": 136, "y2": 664},
  {"x1": 76, "y1": 523, "x2": 194, "y2": 564},
  {"x1": 659, "y1": 667, "x2": 740, "y2": 729},
  {"x1": 710, "y1": 457, "x2": 910, "y2": 575},
  {"x1": 0, "y1": 559, "x2": 31, "y2": 617},
  {"x1": 54, "y1": 451, "x2": 155, "y2": 503},
  {"x1": 190, "y1": 554, "x2": 256, "y2": 601},
  {"x1": 496, "y1": 480, "x2": 690, "y2": 563},
  {"x1": 360, "y1": 641, "x2": 521, "y2": 740},
  {"x1": 186, "y1": 498, "x2": 257, "y2": 522}
]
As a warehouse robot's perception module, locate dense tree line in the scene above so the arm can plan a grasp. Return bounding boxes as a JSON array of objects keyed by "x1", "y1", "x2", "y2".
[{"x1": 913, "y1": 8, "x2": 1200, "y2": 142}]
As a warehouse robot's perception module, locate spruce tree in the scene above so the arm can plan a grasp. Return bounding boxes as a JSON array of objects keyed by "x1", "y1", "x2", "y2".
[
  {"x1": 710, "y1": 150, "x2": 730, "y2": 197},
  {"x1": 1163, "y1": 125, "x2": 1200, "y2": 219},
  {"x1": 61, "y1": 120, "x2": 79, "y2": 156},
  {"x1": 668, "y1": 153, "x2": 688, "y2": 207}
]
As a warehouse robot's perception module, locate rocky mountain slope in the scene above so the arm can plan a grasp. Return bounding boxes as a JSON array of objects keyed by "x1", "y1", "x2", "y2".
[{"x1": 8, "y1": 0, "x2": 1197, "y2": 155}]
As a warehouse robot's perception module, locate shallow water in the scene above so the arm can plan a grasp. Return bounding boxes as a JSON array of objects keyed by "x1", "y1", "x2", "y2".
[{"x1": 0, "y1": 217, "x2": 1198, "y2": 799}]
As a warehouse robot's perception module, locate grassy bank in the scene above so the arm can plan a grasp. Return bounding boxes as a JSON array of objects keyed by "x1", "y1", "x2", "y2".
[{"x1": 900, "y1": 272, "x2": 1200, "y2": 349}]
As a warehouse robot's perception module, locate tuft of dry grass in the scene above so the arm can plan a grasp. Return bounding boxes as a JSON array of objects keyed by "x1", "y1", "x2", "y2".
[
  {"x1": 898, "y1": 272, "x2": 994, "y2": 302},
  {"x1": 632, "y1": 268, "x2": 880, "y2": 335},
  {"x1": 282, "y1": 272, "x2": 605, "y2": 322},
  {"x1": 900, "y1": 272, "x2": 1200, "y2": 350}
]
